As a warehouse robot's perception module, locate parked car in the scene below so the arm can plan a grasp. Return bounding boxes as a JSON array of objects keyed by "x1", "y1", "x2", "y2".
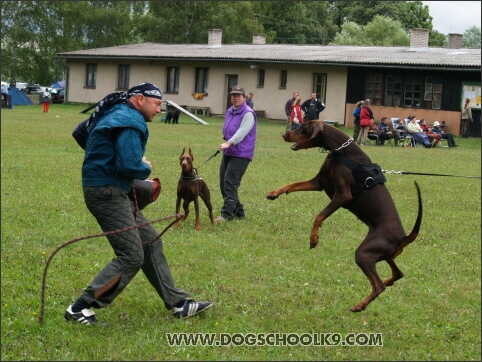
[
  {"x1": 26, "y1": 84, "x2": 43, "y2": 95},
  {"x1": 50, "y1": 88, "x2": 65, "y2": 103}
]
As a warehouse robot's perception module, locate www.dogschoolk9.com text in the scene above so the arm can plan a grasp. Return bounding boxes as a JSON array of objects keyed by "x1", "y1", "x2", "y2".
[{"x1": 166, "y1": 332, "x2": 383, "y2": 347}]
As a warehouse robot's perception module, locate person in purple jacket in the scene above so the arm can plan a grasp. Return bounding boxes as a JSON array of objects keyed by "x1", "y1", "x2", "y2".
[{"x1": 215, "y1": 85, "x2": 257, "y2": 223}]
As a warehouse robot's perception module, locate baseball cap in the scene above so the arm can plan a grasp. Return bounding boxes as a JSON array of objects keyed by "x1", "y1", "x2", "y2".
[{"x1": 230, "y1": 85, "x2": 245, "y2": 95}]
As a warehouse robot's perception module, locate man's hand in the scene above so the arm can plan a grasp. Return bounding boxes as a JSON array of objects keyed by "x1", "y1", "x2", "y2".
[{"x1": 142, "y1": 156, "x2": 152, "y2": 169}]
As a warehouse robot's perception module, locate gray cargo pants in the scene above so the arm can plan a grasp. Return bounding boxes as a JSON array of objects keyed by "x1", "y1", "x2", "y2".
[{"x1": 80, "y1": 185, "x2": 189, "y2": 310}]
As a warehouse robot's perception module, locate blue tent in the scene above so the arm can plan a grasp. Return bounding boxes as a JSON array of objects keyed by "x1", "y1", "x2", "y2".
[{"x1": 50, "y1": 80, "x2": 65, "y2": 88}]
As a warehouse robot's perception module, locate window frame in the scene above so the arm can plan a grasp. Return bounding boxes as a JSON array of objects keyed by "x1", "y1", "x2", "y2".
[
  {"x1": 194, "y1": 67, "x2": 209, "y2": 94},
  {"x1": 166, "y1": 66, "x2": 180, "y2": 94},
  {"x1": 117, "y1": 64, "x2": 130, "y2": 90},
  {"x1": 85, "y1": 63, "x2": 97, "y2": 88},
  {"x1": 312, "y1": 73, "x2": 327, "y2": 103},
  {"x1": 279, "y1": 70, "x2": 287, "y2": 89}
]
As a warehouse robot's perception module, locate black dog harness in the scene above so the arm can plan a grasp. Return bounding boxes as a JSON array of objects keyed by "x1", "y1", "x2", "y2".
[{"x1": 329, "y1": 153, "x2": 386, "y2": 198}]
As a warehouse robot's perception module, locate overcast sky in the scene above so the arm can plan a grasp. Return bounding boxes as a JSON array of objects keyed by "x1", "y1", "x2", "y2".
[{"x1": 422, "y1": 1, "x2": 481, "y2": 34}]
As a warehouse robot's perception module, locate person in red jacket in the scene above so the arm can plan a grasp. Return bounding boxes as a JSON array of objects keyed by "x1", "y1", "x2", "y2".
[
  {"x1": 290, "y1": 96, "x2": 303, "y2": 130},
  {"x1": 356, "y1": 99, "x2": 373, "y2": 146}
]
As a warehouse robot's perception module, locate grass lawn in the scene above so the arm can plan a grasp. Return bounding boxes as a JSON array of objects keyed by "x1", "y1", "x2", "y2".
[{"x1": 1, "y1": 103, "x2": 481, "y2": 361}]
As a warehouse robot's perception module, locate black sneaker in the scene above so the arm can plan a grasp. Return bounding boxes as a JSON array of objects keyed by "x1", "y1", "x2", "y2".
[
  {"x1": 65, "y1": 305, "x2": 98, "y2": 325},
  {"x1": 173, "y1": 299, "x2": 213, "y2": 319}
]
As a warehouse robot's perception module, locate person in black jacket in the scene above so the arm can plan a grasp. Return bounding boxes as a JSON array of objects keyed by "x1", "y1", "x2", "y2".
[{"x1": 301, "y1": 93, "x2": 325, "y2": 121}]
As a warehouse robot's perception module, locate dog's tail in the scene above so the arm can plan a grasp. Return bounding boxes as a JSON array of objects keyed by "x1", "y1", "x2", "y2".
[{"x1": 394, "y1": 181, "x2": 422, "y2": 258}]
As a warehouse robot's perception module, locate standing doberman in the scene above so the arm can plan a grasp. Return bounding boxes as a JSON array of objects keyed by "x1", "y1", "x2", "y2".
[
  {"x1": 174, "y1": 148, "x2": 215, "y2": 230},
  {"x1": 267, "y1": 120, "x2": 423, "y2": 312}
]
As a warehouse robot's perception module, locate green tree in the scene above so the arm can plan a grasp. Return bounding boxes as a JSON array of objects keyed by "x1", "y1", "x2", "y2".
[
  {"x1": 463, "y1": 26, "x2": 481, "y2": 48},
  {"x1": 331, "y1": 15, "x2": 409, "y2": 46}
]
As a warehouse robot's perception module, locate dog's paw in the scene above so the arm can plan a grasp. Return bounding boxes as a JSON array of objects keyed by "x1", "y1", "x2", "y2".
[{"x1": 266, "y1": 191, "x2": 280, "y2": 200}]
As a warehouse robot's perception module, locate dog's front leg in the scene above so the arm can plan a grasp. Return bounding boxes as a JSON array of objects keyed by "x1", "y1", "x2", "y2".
[
  {"x1": 266, "y1": 179, "x2": 322, "y2": 200},
  {"x1": 310, "y1": 190, "x2": 353, "y2": 249},
  {"x1": 193, "y1": 197, "x2": 201, "y2": 230}
]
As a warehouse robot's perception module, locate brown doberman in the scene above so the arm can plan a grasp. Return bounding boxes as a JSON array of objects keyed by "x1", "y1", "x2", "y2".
[
  {"x1": 267, "y1": 120, "x2": 423, "y2": 312},
  {"x1": 174, "y1": 148, "x2": 215, "y2": 231}
]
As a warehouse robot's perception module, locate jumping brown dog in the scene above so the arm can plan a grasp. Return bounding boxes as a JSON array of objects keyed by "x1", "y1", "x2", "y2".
[
  {"x1": 174, "y1": 148, "x2": 215, "y2": 230},
  {"x1": 267, "y1": 120, "x2": 422, "y2": 312}
]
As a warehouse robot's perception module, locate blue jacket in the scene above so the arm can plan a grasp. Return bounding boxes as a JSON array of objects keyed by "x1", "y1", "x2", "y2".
[{"x1": 82, "y1": 103, "x2": 151, "y2": 193}]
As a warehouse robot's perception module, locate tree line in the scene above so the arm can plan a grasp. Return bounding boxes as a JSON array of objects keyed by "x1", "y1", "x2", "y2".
[{"x1": 1, "y1": 1, "x2": 480, "y2": 87}]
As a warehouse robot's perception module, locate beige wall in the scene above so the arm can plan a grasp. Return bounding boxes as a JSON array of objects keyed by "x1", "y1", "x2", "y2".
[
  {"x1": 344, "y1": 103, "x2": 463, "y2": 135},
  {"x1": 65, "y1": 60, "x2": 349, "y2": 122}
]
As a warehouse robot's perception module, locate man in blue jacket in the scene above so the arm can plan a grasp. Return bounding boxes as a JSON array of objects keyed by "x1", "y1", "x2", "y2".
[{"x1": 65, "y1": 82, "x2": 212, "y2": 324}]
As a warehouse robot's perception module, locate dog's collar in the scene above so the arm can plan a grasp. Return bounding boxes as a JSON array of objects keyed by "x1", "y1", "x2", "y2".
[
  {"x1": 179, "y1": 172, "x2": 201, "y2": 181},
  {"x1": 331, "y1": 137, "x2": 354, "y2": 152}
]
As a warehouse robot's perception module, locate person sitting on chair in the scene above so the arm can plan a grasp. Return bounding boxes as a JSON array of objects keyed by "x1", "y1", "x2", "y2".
[
  {"x1": 419, "y1": 119, "x2": 440, "y2": 147},
  {"x1": 432, "y1": 121, "x2": 459, "y2": 148},
  {"x1": 368, "y1": 119, "x2": 385, "y2": 145},
  {"x1": 406, "y1": 116, "x2": 433, "y2": 148},
  {"x1": 377, "y1": 116, "x2": 400, "y2": 146}
]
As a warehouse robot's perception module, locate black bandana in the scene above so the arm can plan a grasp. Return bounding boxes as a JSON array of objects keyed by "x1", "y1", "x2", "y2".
[{"x1": 127, "y1": 82, "x2": 162, "y2": 100}]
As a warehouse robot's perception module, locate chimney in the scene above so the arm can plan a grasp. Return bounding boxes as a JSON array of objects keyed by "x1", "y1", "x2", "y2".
[
  {"x1": 253, "y1": 33, "x2": 267, "y2": 45},
  {"x1": 448, "y1": 33, "x2": 463, "y2": 48},
  {"x1": 208, "y1": 29, "x2": 222, "y2": 47},
  {"x1": 410, "y1": 28, "x2": 429, "y2": 48}
]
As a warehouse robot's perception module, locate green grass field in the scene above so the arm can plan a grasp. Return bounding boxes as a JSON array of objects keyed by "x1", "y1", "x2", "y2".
[{"x1": 1, "y1": 104, "x2": 481, "y2": 361}]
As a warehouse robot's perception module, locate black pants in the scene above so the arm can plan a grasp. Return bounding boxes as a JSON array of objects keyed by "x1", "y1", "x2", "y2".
[{"x1": 219, "y1": 155, "x2": 250, "y2": 219}]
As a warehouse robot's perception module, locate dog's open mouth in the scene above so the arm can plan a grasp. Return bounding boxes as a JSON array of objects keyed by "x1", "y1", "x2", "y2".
[{"x1": 290, "y1": 142, "x2": 300, "y2": 150}]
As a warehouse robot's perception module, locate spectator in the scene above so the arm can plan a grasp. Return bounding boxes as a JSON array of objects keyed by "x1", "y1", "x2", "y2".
[
  {"x1": 42, "y1": 88, "x2": 51, "y2": 113},
  {"x1": 215, "y1": 85, "x2": 257, "y2": 223},
  {"x1": 377, "y1": 116, "x2": 400, "y2": 146},
  {"x1": 284, "y1": 91, "x2": 299, "y2": 131},
  {"x1": 368, "y1": 119, "x2": 384, "y2": 145},
  {"x1": 290, "y1": 96, "x2": 303, "y2": 130},
  {"x1": 356, "y1": 99, "x2": 373, "y2": 146},
  {"x1": 352, "y1": 100, "x2": 364, "y2": 142},
  {"x1": 1, "y1": 83, "x2": 9, "y2": 107},
  {"x1": 419, "y1": 119, "x2": 440, "y2": 147},
  {"x1": 246, "y1": 92, "x2": 254, "y2": 110},
  {"x1": 406, "y1": 115, "x2": 432, "y2": 148},
  {"x1": 461, "y1": 98, "x2": 473, "y2": 138},
  {"x1": 432, "y1": 121, "x2": 459, "y2": 147},
  {"x1": 301, "y1": 92, "x2": 325, "y2": 121}
]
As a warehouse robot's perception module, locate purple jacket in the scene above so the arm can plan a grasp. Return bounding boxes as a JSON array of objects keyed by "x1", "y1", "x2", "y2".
[{"x1": 223, "y1": 102, "x2": 257, "y2": 160}]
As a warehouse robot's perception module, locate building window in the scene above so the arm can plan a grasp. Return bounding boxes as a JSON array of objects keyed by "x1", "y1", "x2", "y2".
[
  {"x1": 404, "y1": 74, "x2": 423, "y2": 108},
  {"x1": 166, "y1": 67, "x2": 180, "y2": 93},
  {"x1": 195, "y1": 67, "x2": 209, "y2": 94},
  {"x1": 117, "y1": 65, "x2": 130, "y2": 90},
  {"x1": 365, "y1": 74, "x2": 382, "y2": 105},
  {"x1": 280, "y1": 70, "x2": 287, "y2": 88},
  {"x1": 313, "y1": 73, "x2": 327, "y2": 102},
  {"x1": 384, "y1": 74, "x2": 402, "y2": 107},
  {"x1": 424, "y1": 76, "x2": 443, "y2": 109},
  {"x1": 257, "y1": 69, "x2": 265, "y2": 87},
  {"x1": 86, "y1": 64, "x2": 97, "y2": 88}
]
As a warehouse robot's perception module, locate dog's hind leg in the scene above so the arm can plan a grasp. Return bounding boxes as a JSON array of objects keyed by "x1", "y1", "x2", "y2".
[
  {"x1": 200, "y1": 191, "x2": 215, "y2": 225},
  {"x1": 383, "y1": 259, "x2": 404, "y2": 287},
  {"x1": 350, "y1": 246, "x2": 387, "y2": 312}
]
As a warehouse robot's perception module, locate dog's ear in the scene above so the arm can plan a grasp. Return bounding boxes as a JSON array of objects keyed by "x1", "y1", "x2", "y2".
[
  {"x1": 189, "y1": 148, "x2": 194, "y2": 161},
  {"x1": 309, "y1": 121, "x2": 324, "y2": 140},
  {"x1": 180, "y1": 147, "x2": 185, "y2": 158}
]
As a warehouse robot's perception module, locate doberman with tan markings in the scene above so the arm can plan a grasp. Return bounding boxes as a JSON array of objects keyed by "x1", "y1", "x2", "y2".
[
  {"x1": 267, "y1": 120, "x2": 423, "y2": 312},
  {"x1": 174, "y1": 148, "x2": 215, "y2": 230}
]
